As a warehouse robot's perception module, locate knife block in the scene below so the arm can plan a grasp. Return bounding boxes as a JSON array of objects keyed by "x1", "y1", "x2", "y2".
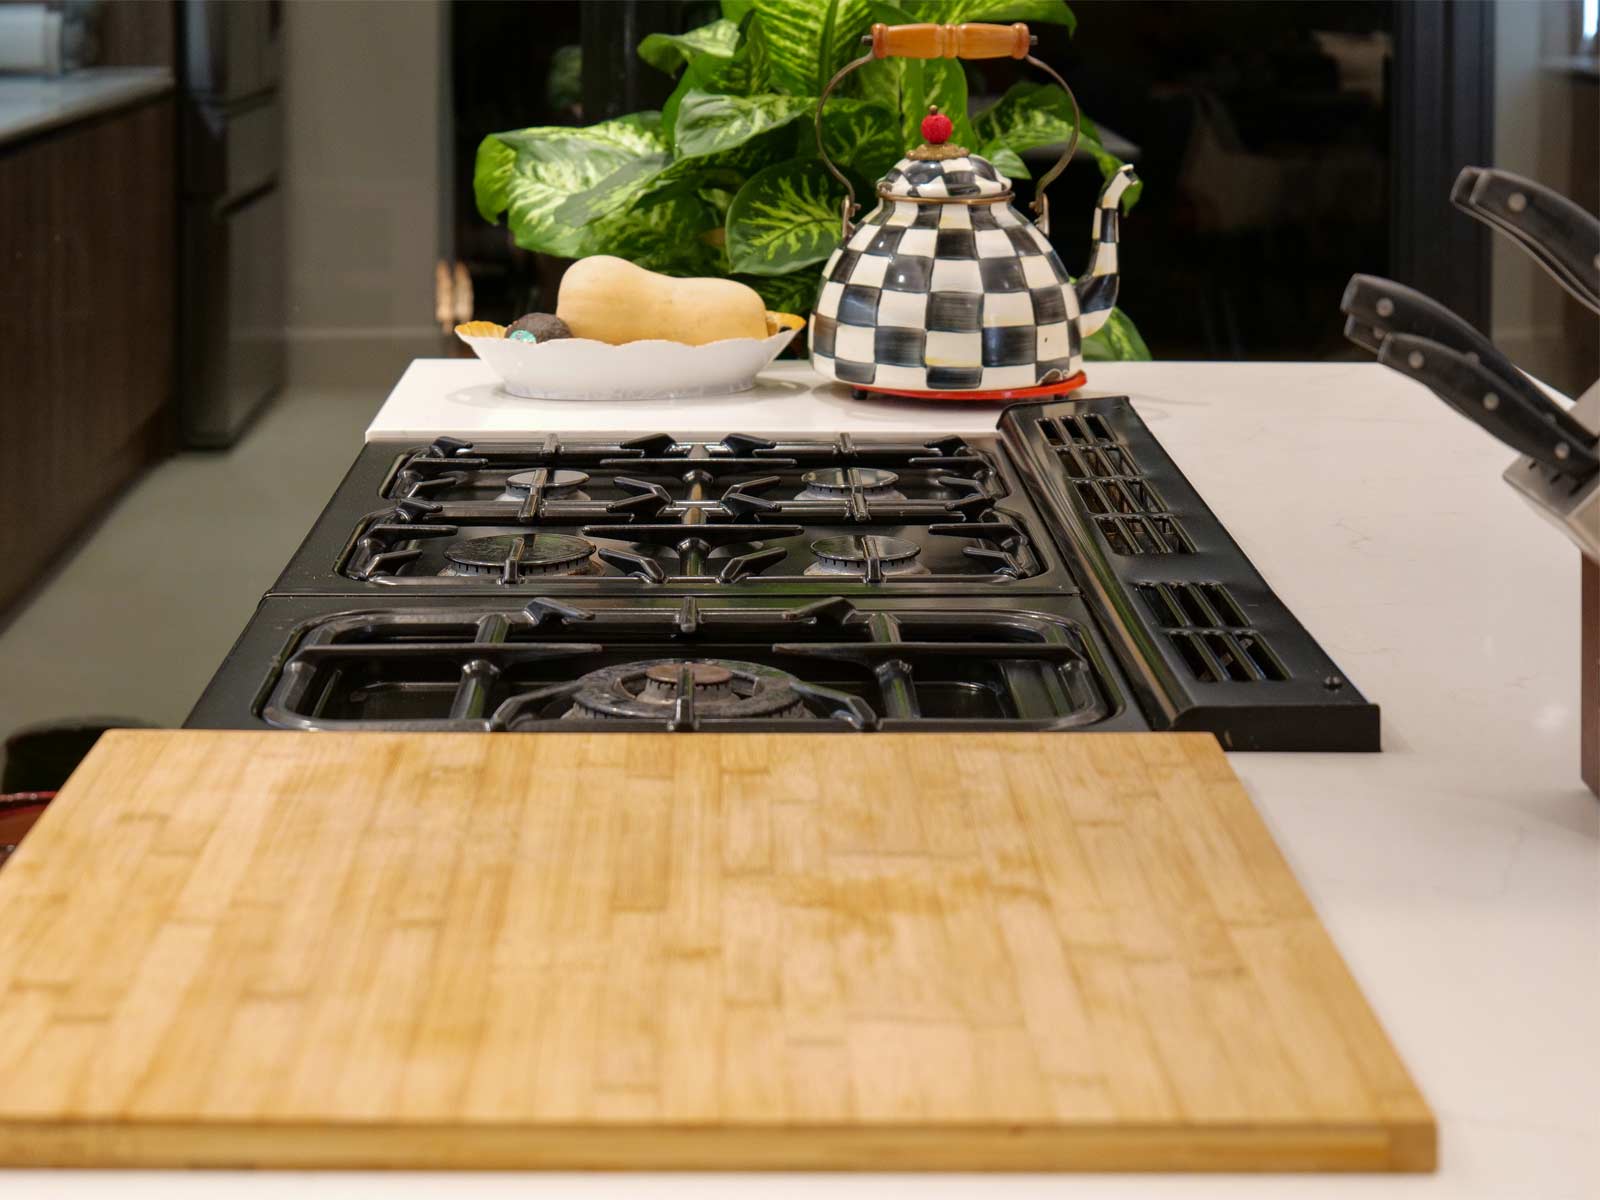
[{"x1": 1511, "y1": 380, "x2": 1600, "y2": 796}]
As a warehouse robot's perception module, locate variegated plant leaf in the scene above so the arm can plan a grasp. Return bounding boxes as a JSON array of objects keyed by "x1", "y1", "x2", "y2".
[
  {"x1": 854, "y1": 2, "x2": 915, "y2": 112},
  {"x1": 973, "y1": 81, "x2": 1075, "y2": 155},
  {"x1": 985, "y1": 145, "x2": 1028, "y2": 180},
  {"x1": 704, "y1": 10, "x2": 773, "y2": 96},
  {"x1": 725, "y1": 158, "x2": 844, "y2": 275},
  {"x1": 818, "y1": 97, "x2": 899, "y2": 182},
  {"x1": 551, "y1": 149, "x2": 673, "y2": 226},
  {"x1": 1082, "y1": 307, "x2": 1152, "y2": 361},
  {"x1": 732, "y1": 0, "x2": 875, "y2": 98},
  {"x1": 662, "y1": 12, "x2": 773, "y2": 142},
  {"x1": 473, "y1": 133, "x2": 516, "y2": 224},
  {"x1": 474, "y1": 113, "x2": 668, "y2": 259},
  {"x1": 644, "y1": 89, "x2": 812, "y2": 209},
  {"x1": 675, "y1": 91, "x2": 814, "y2": 160},
  {"x1": 738, "y1": 269, "x2": 819, "y2": 315},
  {"x1": 857, "y1": 2, "x2": 974, "y2": 150},
  {"x1": 892, "y1": 0, "x2": 1075, "y2": 31},
  {"x1": 605, "y1": 187, "x2": 728, "y2": 276},
  {"x1": 898, "y1": 57, "x2": 979, "y2": 152},
  {"x1": 638, "y1": 19, "x2": 740, "y2": 75},
  {"x1": 973, "y1": 81, "x2": 1140, "y2": 208}
]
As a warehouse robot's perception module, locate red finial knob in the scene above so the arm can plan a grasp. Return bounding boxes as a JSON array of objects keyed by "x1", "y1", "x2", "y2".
[{"x1": 921, "y1": 107, "x2": 953, "y2": 145}]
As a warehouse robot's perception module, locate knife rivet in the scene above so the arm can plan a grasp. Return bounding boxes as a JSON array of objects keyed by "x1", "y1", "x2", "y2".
[
  {"x1": 1507, "y1": 192, "x2": 1527, "y2": 212},
  {"x1": 1376, "y1": 298, "x2": 1394, "y2": 317},
  {"x1": 1556, "y1": 442, "x2": 1570, "y2": 460},
  {"x1": 1482, "y1": 392, "x2": 1499, "y2": 410},
  {"x1": 1407, "y1": 350, "x2": 1425, "y2": 369}
]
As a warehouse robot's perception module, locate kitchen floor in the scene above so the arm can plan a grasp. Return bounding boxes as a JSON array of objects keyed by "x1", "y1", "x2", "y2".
[{"x1": 0, "y1": 386, "x2": 379, "y2": 746}]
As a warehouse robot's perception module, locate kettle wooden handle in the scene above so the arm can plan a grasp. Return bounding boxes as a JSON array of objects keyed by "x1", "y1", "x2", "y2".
[
  {"x1": 869, "y1": 22, "x2": 1033, "y2": 60},
  {"x1": 815, "y1": 21, "x2": 1078, "y2": 241}
]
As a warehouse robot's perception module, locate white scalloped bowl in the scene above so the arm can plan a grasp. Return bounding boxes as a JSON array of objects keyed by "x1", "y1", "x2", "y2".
[{"x1": 456, "y1": 320, "x2": 802, "y2": 401}]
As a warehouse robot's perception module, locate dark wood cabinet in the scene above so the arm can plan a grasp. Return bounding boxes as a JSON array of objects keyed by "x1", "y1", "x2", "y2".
[{"x1": 0, "y1": 95, "x2": 176, "y2": 615}]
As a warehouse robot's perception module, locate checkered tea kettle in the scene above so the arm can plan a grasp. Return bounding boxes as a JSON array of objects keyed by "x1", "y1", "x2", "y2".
[{"x1": 809, "y1": 21, "x2": 1137, "y2": 396}]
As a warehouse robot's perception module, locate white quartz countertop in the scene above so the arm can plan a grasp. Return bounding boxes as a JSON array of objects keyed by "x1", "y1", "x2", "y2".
[
  {"x1": 0, "y1": 66, "x2": 173, "y2": 149},
  {"x1": 12, "y1": 361, "x2": 1596, "y2": 1198}
]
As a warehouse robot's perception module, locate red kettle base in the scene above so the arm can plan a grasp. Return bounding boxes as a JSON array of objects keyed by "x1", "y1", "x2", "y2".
[{"x1": 846, "y1": 371, "x2": 1088, "y2": 403}]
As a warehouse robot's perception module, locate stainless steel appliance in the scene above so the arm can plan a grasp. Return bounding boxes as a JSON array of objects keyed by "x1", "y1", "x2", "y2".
[{"x1": 176, "y1": 0, "x2": 284, "y2": 447}]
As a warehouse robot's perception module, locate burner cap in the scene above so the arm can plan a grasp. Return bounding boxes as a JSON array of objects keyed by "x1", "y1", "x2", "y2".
[
  {"x1": 644, "y1": 661, "x2": 732, "y2": 688},
  {"x1": 498, "y1": 469, "x2": 591, "y2": 502},
  {"x1": 566, "y1": 659, "x2": 811, "y2": 722},
  {"x1": 442, "y1": 533, "x2": 595, "y2": 576},
  {"x1": 505, "y1": 469, "x2": 590, "y2": 492},
  {"x1": 797, "y1": 467, "x2": 904, "y2": 501},
  {"x1": 806, "y1": 534, "x2": 927, "y2": 576}
]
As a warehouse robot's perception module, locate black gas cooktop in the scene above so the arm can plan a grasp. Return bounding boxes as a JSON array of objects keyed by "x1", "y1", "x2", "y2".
[
  {"x1": 272, "y1": 426, "x2": 1071, "y2": 593},
  {"x1": 188, "y1": 397, "x2": 1378, "y2": 749}
]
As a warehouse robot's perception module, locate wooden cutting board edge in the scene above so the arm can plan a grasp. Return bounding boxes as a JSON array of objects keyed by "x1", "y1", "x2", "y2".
[
  {"x1": 0, "y1": 730, "x2": 1436, "y2": 1173},
  {"x1": 0, "y1": 1116, "x2": 1435, "y2": 1172}
]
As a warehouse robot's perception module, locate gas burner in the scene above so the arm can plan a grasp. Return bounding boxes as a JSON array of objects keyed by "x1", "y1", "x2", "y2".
[
  {"x1": 806, "y1": 535, "x2": 928, "y2": 577},
  {"x1": 495, "y1": 469, "x2": 592, "y2": 502},
  {"x1": 440, "y1": 534, "x2": 597, "y2": 577},
  {"x1": 565, "y1": 659, "x2": 812, "y2": 721},
  {"x1": 796, "y1": 467, "x2": 905, "y2": 502}
]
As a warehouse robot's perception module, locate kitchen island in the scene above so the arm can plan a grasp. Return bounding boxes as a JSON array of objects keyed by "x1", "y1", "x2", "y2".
[{"x1": 3, "y1": 361, "x2": 1593, "y2": 1197}]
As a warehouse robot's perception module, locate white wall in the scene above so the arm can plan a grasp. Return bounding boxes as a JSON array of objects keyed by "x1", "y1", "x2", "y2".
[{"x1": 282, "y1": 0, "x2": 447, "y2": 385}]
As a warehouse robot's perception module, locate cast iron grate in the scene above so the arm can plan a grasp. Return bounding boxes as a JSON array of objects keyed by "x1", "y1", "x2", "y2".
[
  {"x1": 1036, "y1": 415, "x2": 1194, "y2": 554},
  {"x1": 259, "y1": 596, "x2": 1111, "y2": 732},
  {"x1": 1135, "y1": 583, "x2": 1287, "y2": 683}
]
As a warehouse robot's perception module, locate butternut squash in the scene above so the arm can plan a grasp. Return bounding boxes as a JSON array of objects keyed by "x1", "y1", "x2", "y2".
[{"x1": 556, "y1": 256, "x2": 770, "y2": 345}]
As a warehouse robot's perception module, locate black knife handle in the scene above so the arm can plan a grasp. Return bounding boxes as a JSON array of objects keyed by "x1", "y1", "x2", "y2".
[
  {"x1": 1376, "y1": 332, "x2": 1600, "y2": 481},
  {"x1": 1341, "y1": 274, "x2": 1598, "y2": 449},
  {"x1": 1341, "y1": 313, "x2": 1382, "y2": 355},
  {"x1": 1452, "y1": 167, "x2": 1600, "y2": 314}
]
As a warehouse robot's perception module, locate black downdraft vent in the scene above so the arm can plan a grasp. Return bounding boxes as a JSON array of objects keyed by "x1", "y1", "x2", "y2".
[
  {"x1": 1137, "y1": 582, "x2": 1286, "y2": 683},
  {"x1": 1036, "y1": 416, "x2": 1193, "y2": 554}
]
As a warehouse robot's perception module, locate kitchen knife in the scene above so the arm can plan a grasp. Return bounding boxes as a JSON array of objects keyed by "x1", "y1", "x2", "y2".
[
  {"x1": 1375, "y1": 331, "x2": 1600, "y2": 481},
  {"x1": 1342, "y1": 273, "x2": 1598, "y2": 449},
  {"x1": 1452, "y1": 167, "x2": 1600, "y2": 314}
]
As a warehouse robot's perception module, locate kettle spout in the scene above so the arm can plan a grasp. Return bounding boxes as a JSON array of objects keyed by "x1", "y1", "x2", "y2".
[{"x1": 1072, "y1": 164, "x2": 1138, "y2": 338}]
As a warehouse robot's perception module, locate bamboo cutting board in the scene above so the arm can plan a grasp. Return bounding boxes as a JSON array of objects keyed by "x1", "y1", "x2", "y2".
[{"x1": 0, "y1": 731, "x2": 1433, "y2": 1172}]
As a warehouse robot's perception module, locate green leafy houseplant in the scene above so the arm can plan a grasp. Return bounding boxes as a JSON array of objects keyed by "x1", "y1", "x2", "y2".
[{"x1": 474, "y1": 0, "x2": 1149, "y2": 361}]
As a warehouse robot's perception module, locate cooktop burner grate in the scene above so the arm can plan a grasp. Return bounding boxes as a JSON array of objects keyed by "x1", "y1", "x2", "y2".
[
  {"x1": 250, "y1": 596, "x2": 1118, "y2": 733},
  {"x1": 339, "y1": 507, "x2": 1046, "y2": 588},
  {"x1": 206, "y1": 399, "x2": 1380, "y2": 749},
  {"x1": 386, "y1": 432, "x2": 1004, "y2": 508}
]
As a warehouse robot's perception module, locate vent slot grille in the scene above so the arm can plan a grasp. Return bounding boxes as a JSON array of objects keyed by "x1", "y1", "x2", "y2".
[
  {"x1": 1038, "y1": 417, "x2": 1192, "y2": 554},
  {"x1": 1136, "y1": 583, "x2": 1287, "y2": 683}
]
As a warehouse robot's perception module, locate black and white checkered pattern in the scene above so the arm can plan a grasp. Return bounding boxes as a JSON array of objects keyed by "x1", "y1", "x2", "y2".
[
  {"x1": 878, "y1": 153, "x2": 1009, "y2": 200},
  {"x1": 810, "y1": 154, "x2": 1082, "y2": 391}
]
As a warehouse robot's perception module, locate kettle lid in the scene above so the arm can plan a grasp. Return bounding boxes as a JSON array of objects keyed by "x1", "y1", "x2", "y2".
[
  {"x1": 881, "y1": 152, "x2": 1011, "y2": 199},
  {"x1": 878, "y1": 105, "x2": 1012, "y2": 200}
]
